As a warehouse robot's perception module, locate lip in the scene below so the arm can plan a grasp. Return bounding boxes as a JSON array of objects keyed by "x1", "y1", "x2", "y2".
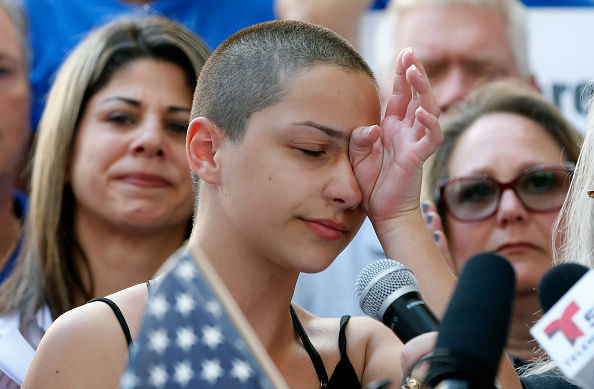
[
  {"x1": 118, "y1": 172, "x2": 172, "y2": 188},
  {"x1": 302, "y1": 218, "x2": 347, "y2": 241},
  {"x1": 495, "y1": 242, "x2": 538, "y2": 255}
]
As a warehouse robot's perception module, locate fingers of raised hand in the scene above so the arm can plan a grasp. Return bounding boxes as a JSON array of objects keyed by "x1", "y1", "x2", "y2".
[
  {"x1": 402, "y1": 48, "x2": 440, "y2": 119},
  {"x1": 385, "y1": 48, "x2": 412, "y2": 120},
  {"x1": 413, "y1": 106, "x2": 443, "y2": 161}
]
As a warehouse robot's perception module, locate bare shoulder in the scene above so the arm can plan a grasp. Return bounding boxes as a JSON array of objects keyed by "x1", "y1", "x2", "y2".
[
  {"x1": 346, "y1": 316, "x2": 404, "y2": 387},
  {"x1": 22, "y1": 283, "x2": 150, "y2": 389}
]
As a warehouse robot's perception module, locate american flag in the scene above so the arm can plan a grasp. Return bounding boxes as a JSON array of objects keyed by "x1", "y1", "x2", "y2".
[{"x1": 119, "y1": 252, "x2": 276, "y2": 388}]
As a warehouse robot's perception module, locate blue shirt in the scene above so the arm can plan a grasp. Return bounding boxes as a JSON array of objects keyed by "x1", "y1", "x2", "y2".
[
  {"x1": 20, "y1": 0, "x2": 277, "y2": 130},
  {"x1": 0, "y1": 191, "x2": 28, "y2": 285}
]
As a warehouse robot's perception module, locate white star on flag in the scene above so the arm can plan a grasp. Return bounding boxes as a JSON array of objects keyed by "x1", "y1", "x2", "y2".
[
  {"x1": 202, "y1": 325, "x2": 224, "y2": 349},
  {"x1": 231, "y1": 359, "x2": 254, "y2": 383},
  {"x1": 148, "y1": 364, "x2": 168, "y2": 388},
  {"x1": 175, "y1": 259, "x2": 197, "y2": 282},
  {"x1": 119, "y1": 371, "x2": 139, "y2": 389},
  {"x1": 175, "y1": 292, "x2": 196, "y2": 316},
  {"x1": 149, "y1": 295, "x2": 170, "y2": 320},
  {"x1": 201, "y1": 359, "x2": 223, "y2": 384},
  {"x1": 148, "y1": 329, "x2": 169, "y2": 354},
  {"x1": 176, "y1": 326, "x2": 197, "y2": 351},
  {"x1": 173, "y1": 360, "x2": 195, "y2": 386},
  {"x1": 205, "y1": 300, "x2": 223, "y2": 317}
]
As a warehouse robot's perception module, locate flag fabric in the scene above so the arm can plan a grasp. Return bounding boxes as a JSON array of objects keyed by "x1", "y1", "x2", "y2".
[{"x1": 120, "y1": 250, "x2": 275, "y2": 388}]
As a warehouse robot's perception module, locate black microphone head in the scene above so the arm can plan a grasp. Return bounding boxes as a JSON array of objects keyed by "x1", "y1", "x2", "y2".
[
  {"x1": 538, "y1": 263, "x2": 589, "y2": 313},
  {"x1": 426, "y1": 252, "x2": 515, "y2": 388},
  {"x1": 355, "y1": 259, "x2": 419, "y2": 320}
]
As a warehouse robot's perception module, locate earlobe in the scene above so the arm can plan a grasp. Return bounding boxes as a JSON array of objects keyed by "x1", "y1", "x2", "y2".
[{"x1": 186, "y1": 117, "x2": 222, "y2": 185}]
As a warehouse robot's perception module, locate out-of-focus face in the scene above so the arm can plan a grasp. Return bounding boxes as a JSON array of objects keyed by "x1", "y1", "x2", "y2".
[
  {"x1": 0, "y1": 6, "x2": 30, "y2": 189},
  {"x1": 445, "y1": 112, "x2": 566, "y2": 295},
  {"x1": 70, "y1": 59, "x2": 194, "y2": 234},
  {"x1": 210, "y1": 65, "x2": 380, "y2": 274},
  {"x1": 394, "y1": 4, "x2": 522, "y2": 117}
]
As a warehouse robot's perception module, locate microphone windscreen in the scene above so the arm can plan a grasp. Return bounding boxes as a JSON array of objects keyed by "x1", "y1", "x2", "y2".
[
  {"x1": 430, "y1": 252, "x2": 515, "y2": 388},
  {"x1": 355, "y1": 259, "x2": 418, "y2": 319},
  {"x1": 538, "y1": 263, "x2": 589, "y2": 313}
]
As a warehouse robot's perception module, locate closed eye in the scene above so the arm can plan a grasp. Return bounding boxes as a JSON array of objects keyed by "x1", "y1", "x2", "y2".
[{"x1": 300, "y1": 149, "x2": 325, "y2": 158}]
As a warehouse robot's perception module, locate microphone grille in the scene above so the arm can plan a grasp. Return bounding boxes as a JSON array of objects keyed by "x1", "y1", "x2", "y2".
[{"x1": 355, "y1": 259, "x2": 418, "y2": 319}]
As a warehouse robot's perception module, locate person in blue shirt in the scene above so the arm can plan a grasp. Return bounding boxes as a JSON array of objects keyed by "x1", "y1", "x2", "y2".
[
  {"x1": 20, "y1": 0, "x2": 277, "y2": 131},
  {"x1": 0, "y1": 0, "x2": 31, "y2": 285}
]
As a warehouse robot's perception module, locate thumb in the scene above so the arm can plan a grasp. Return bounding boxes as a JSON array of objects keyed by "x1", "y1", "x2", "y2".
[{"x1": 349, "y1": 125, "x2": 381, "y2": 166}]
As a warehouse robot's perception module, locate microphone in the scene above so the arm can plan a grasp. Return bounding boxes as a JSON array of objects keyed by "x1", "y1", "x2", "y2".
[
  {"x1": 530, "y1": 263, "x2": 594, "y2": 388},
  {"x1": 538, "y1": 263, "x2": 589, "y2": 313},
  {"x1": 355, "y1": 258, "x2": 440, "y2": 343},
  {"x1": 424, "y1": 252, "x2": 515, "y2": 389}
]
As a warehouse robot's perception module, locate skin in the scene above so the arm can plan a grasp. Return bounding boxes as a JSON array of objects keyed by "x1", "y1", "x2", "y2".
[
  {"x1": 24, "y1": 49, "x2": 522, "y2": 388},
  {"x1": 0, "y1": 6, "x2": 30, "y2": 267},
  {"x1": 442, "y1": 112, "x2": 566, "y2": 361},
  {"x1": 384, "y1": 4, "x2": 534, "y2": 117},
  {"x1": 68, "y1": 59, "x2": 194, "y2": 303}
]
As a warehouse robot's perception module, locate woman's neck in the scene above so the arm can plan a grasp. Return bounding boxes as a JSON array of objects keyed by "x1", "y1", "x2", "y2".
[
  {"x1": 73, "y1": 215, "x2": 187, "y2": 305},
  {"x1": 506, "y1": 292, "x2": 544, "y2": 362}
]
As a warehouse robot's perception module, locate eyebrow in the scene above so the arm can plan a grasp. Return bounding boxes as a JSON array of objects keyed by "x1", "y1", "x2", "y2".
[
  {"x1": 291, "y1": 121, "x2": 347, "y2": 141},
  {"x1": 100, "y1": 96, "x2": 191, "y2": 113}
]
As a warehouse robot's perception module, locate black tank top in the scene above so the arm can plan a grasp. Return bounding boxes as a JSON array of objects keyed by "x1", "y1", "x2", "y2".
[
  {"x1": 90, "y1": 286, "x2": 361, "y2": 388},
  {"x1": 289, "y1": 305, "x2": 360, "y2": 388}
]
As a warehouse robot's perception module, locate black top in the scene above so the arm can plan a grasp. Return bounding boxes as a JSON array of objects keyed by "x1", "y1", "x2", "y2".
[
  {"x1": 289, "y1": 305, "x2": 360, "y2": 388},
  {"x1": 92, "y1": 285, "x2": 360, "y2": 387}
]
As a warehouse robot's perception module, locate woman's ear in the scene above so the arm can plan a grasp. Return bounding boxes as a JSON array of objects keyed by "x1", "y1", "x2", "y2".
[{"x1": 187, "y1": 117, "x2": 224, "y2": 185}]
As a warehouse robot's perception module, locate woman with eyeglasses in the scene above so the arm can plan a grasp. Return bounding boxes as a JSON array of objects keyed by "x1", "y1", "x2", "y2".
[{"x1": 422, "y1": 79, "x2": 582, "y2": 367}]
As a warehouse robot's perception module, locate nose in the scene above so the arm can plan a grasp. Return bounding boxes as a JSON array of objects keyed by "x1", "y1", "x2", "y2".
[
  {"x1": 434, "y1": 67, "x2": 473, "y2": 114},
  {"x1": 495, "y1": 188, "x2": 529, "y2": 226},
  {"x1": 323, "y1": 156, "x2": 362, "y2": 210},
  {"x1": 130, "y1": 118, "x2": 165, "y2": 158}
]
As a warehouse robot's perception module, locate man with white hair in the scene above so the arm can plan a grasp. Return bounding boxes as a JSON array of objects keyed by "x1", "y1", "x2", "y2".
[{"x1": 375, "y1": 0, "x2": 537, "y2": 117}]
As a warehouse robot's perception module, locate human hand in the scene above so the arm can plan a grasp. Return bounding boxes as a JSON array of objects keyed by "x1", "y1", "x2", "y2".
[
  {"x1": 421, "y1": 201, "x2": 457, "y2": 273},
  {"x1": 400, "y1": 331, "x2": 438, "y2": 387},
  {"x1": 350, "y1": 48, "x2": 442, "y2": 226}
]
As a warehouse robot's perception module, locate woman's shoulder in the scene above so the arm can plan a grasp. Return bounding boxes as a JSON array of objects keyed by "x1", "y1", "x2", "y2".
[
  {"x1": 40, "y1": 281, "x2": 150, "y2": 354},
  {"x1": 22, "y1": 282, "x2": 151, "y2": 389}
]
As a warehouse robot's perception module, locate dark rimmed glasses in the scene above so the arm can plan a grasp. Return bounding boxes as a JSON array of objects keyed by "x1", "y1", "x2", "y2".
[{"x1": 437, "y1": 162, "x2": 575, "y2": 222}]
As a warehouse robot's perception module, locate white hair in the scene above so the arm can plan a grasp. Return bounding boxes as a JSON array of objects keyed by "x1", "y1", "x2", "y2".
[
  {"x1": 374, "y1": 0, "x2": 530, "y2": 91},
  {"x1": 522, "y1": 84, "x2": 594, "y2": 378}
]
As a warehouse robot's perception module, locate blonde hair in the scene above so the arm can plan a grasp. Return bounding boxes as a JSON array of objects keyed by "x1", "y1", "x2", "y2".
[
  {"x1": 521, "y1": 85, "x2": 593, "y2": 378},
  {"x1": 0, "y1": 16, "x2": 210, "y2": 326}
]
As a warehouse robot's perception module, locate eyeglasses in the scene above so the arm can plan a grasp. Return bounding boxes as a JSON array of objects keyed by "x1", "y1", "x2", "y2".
[{"x1": 437, "y1": 162, "x2": 575, "y2": 222}]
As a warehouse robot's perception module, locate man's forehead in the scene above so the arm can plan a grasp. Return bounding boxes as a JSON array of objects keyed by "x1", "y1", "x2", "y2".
[{"x1": 0, "y1": 8, "x2": 20, "y2": 57}]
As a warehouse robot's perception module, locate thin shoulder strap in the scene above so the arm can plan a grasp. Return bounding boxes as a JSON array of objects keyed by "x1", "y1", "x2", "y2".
[
  {"x1": 338, "y1": 315, "x2": 351, "y2": 356},
  {"x1": 146, "y1": 279, "x2": 155, "y2": 294},
  {"x1": 87, "y1": 297, "x2": 133, "y2": 346},
  {"x1": 289, "y1": 305, "x2": 329, "y2": 386}
]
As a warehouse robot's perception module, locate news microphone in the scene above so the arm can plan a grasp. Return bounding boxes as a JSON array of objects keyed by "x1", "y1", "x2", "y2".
[
  {"x1": 424, "y1": 252, "x2": 515, "y2": 389},
  {"x1": 355, "y1": 259, "x2": 440, "y2": 343},
  {"x1": 538, "y1": 263, "x2": 589, "y2": 313},
  {"x1": 530, "y1": 263, "x2": 594, "y2": 388}
]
